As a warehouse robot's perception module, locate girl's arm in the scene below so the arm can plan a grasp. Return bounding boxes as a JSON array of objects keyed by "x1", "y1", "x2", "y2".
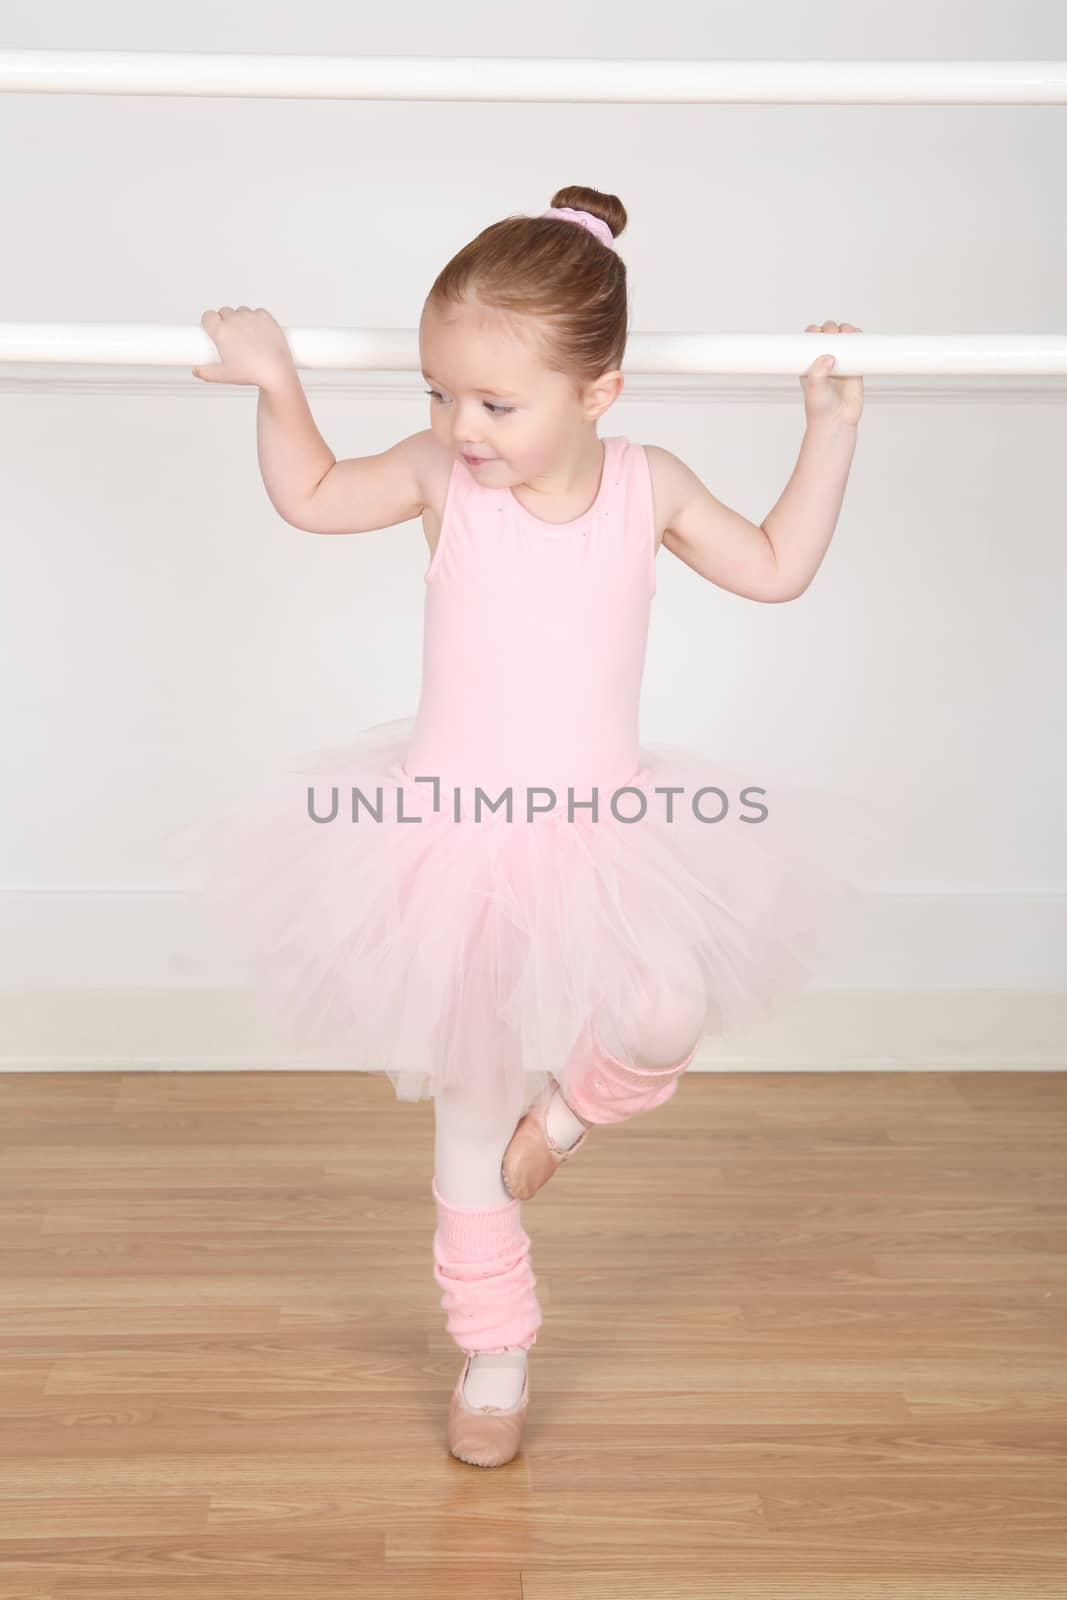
[
  {"x1": 651, "y1": 320, "x2": 863, "y2": 602},
  {"x1": 194, "y1": 306, "x2": 429, "y2": 533},
  {"x1": 258, "y1": 369, "x2": 433, "y2": 534},
  {"x1": 758, "y1": 415, "x2": 858, "y2": 598},
  {"x1": 255, "y1": 366, "x2": 337, "y2": 526},
  {"x1": 288, "y1": 419, "x2": 436, "y2": 536},
  {"x1": 649, "y1": 445, "x2": 790, "y2": 602},
  {"x1": 653, "y1": 416, "x2": 857, "y2": 603}
]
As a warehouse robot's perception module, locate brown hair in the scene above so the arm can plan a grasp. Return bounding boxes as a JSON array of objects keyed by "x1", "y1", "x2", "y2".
[{"x1": 423, "y1": 184, "x2": 629, "y2": 393}]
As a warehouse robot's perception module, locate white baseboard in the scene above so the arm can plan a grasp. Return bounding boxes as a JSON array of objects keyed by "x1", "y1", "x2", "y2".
[{"x1": 1, "y1": 986, "x2": 1063, "y2": 1071}]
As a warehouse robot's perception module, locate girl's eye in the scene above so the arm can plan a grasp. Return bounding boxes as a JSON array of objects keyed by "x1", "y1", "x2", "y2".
[{"x1": 424, "y1": 388, "x2": 513, "y2": 417}]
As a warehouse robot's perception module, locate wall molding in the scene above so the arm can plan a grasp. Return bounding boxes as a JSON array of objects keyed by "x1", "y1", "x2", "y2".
[{"x1": 1, "y1": 366, "x2": 1064, "y2": 404}]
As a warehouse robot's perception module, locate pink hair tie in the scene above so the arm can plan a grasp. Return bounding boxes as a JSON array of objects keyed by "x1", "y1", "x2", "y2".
[{"x1": 540, "y1": 206, "x2": 617, "y2": 252}]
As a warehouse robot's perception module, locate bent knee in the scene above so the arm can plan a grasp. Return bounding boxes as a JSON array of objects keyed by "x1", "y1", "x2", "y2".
[{"x1": 616, "y1": 975, "x2": 706, "y2": 1071}]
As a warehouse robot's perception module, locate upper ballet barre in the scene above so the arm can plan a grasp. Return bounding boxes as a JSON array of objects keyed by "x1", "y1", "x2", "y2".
[{"x1": 0, "y1": 51, "x2": 1064, "y2": 105}]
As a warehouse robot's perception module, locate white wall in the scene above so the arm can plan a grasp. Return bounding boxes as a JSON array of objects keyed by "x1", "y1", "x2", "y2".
[{"x1": 1, "y1": 0, "x2": 1065, "y2": 1067}]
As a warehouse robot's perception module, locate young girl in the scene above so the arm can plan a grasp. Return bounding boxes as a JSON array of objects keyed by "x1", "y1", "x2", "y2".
[{"x1": 186, "y1": 185, "x2": 871, "y2": 1468}]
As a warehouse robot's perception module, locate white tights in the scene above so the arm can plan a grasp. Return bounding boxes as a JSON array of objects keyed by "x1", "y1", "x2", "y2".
[
  {"x1": 433, "y1": 977, "x2": 704, "y2": 1404},
  {"x1": 433, "y1": 973, "x2": 706, "y2": 1210}
]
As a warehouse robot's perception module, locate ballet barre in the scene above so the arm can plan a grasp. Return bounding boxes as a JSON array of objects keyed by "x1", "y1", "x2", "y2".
[
  {"x1": 0, "y1": 50, "x2": 1065, "y2": 104},
  {"x1": 1, "y1": 326, "x2": 1065, "y2": 377}
]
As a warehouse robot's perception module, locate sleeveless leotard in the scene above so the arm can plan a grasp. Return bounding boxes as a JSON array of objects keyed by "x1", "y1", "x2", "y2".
[{"x1": 406, "y1": 434, "x2": 653, "y2": 796}]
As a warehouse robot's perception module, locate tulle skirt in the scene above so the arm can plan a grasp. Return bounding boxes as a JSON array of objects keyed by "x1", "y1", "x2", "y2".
[{"x1": 172, "y1": 714, "x2": 882, "y2": 1118}]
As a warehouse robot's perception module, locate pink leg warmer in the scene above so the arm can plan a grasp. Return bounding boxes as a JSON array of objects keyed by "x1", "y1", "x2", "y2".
[
  {"x1": 431, "y1": 1176, "x2": 542, "y2": 1355},
  {"x1": 559, "y1": 1023, "x2": 699, "y2": 1126}
]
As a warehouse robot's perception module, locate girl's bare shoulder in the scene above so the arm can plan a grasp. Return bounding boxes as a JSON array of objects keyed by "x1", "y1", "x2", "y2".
[
  {"x1": 639, "y1": 443, "x2": 679, "y2": 554},
  {"x1": 417, "y1": 433, "x2": 458, "y2": 558}
]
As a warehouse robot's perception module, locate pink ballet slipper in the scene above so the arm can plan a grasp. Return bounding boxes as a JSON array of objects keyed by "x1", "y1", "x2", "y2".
[
  {"x1": 501, "y1": 1075, "x2": 592, "y2": 1202},
  {"x1": 448, "y1": 1353, "x2": 530, "y2": 1467}
]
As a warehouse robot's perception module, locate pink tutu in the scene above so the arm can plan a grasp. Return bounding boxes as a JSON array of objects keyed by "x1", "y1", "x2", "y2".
[{"x1": 175, "y1": 713, "x2": 881, "y2": 1118}]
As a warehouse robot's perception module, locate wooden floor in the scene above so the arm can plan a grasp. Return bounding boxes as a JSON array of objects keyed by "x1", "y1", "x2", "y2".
[{"x1": 0, "y1": 1068, "x2": 1065, "y2": 1597}]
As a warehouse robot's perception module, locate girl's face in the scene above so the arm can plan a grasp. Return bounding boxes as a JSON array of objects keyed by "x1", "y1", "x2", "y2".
[{"x1": 419, "y1": 298, "x2": 621, "y2": 489}]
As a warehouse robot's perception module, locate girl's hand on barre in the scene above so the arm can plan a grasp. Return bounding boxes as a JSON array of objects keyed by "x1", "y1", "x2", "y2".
[
  {"x1": 193, "y1": 306, "x2": 296, "y2": 389},
  {"x1": 800, "y1": 320, "x2": 864, "y2": 427}
]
